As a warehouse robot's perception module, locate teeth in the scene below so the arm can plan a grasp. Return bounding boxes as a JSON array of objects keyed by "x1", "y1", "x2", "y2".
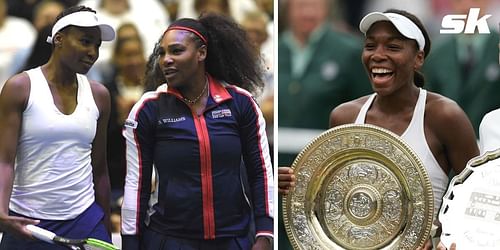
[{"x1": 372, "y1": 68, "x2": 392, "y2": 74}]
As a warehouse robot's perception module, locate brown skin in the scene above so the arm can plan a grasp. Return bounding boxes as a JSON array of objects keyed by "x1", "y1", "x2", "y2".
[
  {"x1": 252, "y1": 237, "x2": 272, "y2": 250},
  {"x1": 0, "y1": 25, "x2": 112, "y2": 238}
]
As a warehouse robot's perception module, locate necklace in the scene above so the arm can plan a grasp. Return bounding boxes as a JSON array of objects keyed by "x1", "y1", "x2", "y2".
[{"x1": 183, "y1": 79, "x2": 208, "y2": 105}]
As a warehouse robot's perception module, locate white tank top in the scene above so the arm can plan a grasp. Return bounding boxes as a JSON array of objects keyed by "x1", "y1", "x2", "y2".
[
  {"x1": 355, "y1": 89, "x2": 449, "y2": 215},
  {"x1": 9, "y1": 67, "x2": 98, "y2": 220}
]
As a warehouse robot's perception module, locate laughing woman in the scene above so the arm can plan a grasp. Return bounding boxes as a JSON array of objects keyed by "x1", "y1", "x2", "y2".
[{"x1": 278, "y1": 9, "x2": 479, "y2": 250}]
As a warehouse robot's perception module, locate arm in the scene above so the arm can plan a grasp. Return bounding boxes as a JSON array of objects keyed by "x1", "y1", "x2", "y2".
[
  {"x1": 120, "y1": 92, "x2": 157, "y2": 250},
  {"x1": 428, "y1": 96, "x2": 479, "y2": 174},
  {"x1": 425, "y1": 96, "x2": 478, "y2": 249},
  {"x1": 239, "y1": 94, "x2": 273, "y2": 250},
  {"x1": 0, "y1": 74, "x2": 39, "y2": 238},
  {"x1": 89, "y1": 81, "x2": 112, "y2": 235},
  {"x1": 329, "y1": 99, "x2": 364, "y2": 128}
]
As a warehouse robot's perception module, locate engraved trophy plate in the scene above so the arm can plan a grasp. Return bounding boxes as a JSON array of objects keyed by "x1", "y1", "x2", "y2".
[
  {"x1": 283, "y1": 124, "x2": 434, "y2": 250},
  {"x1": 440, "y1": 149, "x2": 500, "y2": 249}
]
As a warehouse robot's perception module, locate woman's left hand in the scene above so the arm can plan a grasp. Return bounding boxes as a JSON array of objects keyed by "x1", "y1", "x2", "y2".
[{"x1": 252, "y1": 236, "x2": 272, "y2": 250}]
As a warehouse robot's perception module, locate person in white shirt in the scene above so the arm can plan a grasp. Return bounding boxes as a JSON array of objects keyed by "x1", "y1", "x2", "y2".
[{"x1": 0, "y1": 0, "x2": 36, "y2": 90}]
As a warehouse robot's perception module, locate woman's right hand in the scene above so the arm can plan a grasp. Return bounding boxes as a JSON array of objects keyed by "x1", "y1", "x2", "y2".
[
  {"x1": 0, "y1": 214, "x2": 39, "y2": 239},
  {"x1": 278, "y1": 167, "x2": 296, "y2": 195}
]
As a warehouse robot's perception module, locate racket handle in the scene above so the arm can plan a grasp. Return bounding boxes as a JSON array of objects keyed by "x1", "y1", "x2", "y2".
[{"x1": 26, "y1": 224, "x2": 56, "y2": 243}]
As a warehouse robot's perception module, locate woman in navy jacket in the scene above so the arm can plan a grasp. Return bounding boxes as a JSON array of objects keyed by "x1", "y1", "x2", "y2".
[{"x1": 120, "y1": 14, "x2": 274, "y2": 250}]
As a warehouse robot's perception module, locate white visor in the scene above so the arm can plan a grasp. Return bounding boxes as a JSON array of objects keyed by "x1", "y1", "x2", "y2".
[
  {"x1": 359, "y1": 12, "x2": 425, "y2": 51},
  {"x1": 47, "y1": 11, "x2": 115, "y2": 44}
]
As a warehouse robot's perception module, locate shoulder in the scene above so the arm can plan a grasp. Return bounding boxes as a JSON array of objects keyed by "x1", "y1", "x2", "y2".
[
  {"x1": 425, "y1": 91, "x2": 474, "y2": 137},
  {"x1": 1, "y1": 72, "x2": 31, "y2": 107},
  {"x1": 88, "y1": 80, "x2": 111, "y2": 107},
  {"x1": 330, "y1": 95, "x2": 370, "y2": 127},
  {"x1": 225, "y1": 84, "x2": 256, "y2": 104},
  {"x1": 425, "y1": 91, "x2": 465, "y2": 121},
  {"x1": 227, "y1": 84, "x2": 252, "y2": 97},
  {"x1": 89, "y1": 80, "x2": 109, "y2": 95},
  {"x1": 3, "y1": 72, "x2": 31, "y2": 92}
]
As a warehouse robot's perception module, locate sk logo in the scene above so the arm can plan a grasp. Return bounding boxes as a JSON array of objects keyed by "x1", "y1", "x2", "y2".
[{"x1": 440, "y1": 8, "x2": 491, "y2": 34}]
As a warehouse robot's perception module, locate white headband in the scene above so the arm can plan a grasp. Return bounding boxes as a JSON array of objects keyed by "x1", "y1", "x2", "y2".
[
  {"x1": 359, "y1": 12, "x2": 426, "y2": 51},
  {"x1": 47, "y1": 11, "x2": 115, "y2": 44}
]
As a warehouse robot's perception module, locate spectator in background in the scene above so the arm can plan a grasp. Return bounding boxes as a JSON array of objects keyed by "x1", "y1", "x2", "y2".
[
  {"x1": 424, "y1": 0, "x2": 500, "y2": 135},
  {"x1": 194, "y1": 0, "x2": 230, "y2": 16},
  {"x1": 78, "y1": 0, "x2": 168, "y2": 76},
  {"x1": 17, "y1": 25, "x2": 53, "y2": 73},
  {"x1": 0, "y1": 0, "x2": 36, "y2": 90},
  {"x1": 9, "y1": 0, "x2": 65, "y2": 75},
  {"x1": 278, "y1": 0, "x2": 371, "y2": 165},
  {"x1": 177, "y1": 0, "x2": 258, "y2": 22},
  {"x1": 253, "y1": 0, "x2": 273, "y2": 63},
  {"x1": 240, "y1": 10, "x2": 272, "y2": 99},
  {"x1": 241, "y1": 9, "x2": 274, "y2": 158},
  {"x1": 6, "y1": 0, "x2": 77, "y2": 22},
  {"x1": 103, "y1": 23, "x2": 146, "y2": 203},
  {"x1": 32, "y1": 0, "x2": 65, "y2": 30},
  {"x1": 162, "y1": 0, "x2": 179, "y2": 22},
  {"x1": 254, "y1": 0, "x2": 273, "y2": 20},
  {"x1": 101, "y1": 23, "x2": 146, "y2": 236}
]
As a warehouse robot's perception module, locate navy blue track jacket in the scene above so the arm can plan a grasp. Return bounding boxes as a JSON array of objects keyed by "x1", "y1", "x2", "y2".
[{"x1": 121, "y1": 75, "x2": 274, "y2": 247}]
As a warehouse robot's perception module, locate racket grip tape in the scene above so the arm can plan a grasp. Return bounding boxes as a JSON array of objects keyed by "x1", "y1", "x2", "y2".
[{"x1": 25, "y1": 224, "x2": 56, "y2": 243}]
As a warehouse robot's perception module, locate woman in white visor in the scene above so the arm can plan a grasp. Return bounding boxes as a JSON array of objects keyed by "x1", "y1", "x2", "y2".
[
  {"x1": 0, "y1": 5, "x2": 115, "y2": 249},
  {"x1": 278, "y1": 9, "x2": 478, "y2": 250}
]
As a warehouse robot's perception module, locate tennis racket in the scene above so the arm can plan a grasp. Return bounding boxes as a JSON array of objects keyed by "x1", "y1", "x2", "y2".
[{"x1": 26, "y1": 224, "x2": 119, "y2": 250}]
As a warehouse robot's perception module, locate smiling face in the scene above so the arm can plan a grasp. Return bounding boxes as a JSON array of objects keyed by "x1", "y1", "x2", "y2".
[
  {"x1": 362, "y1": 21, "x2": 424, "y2": 96},
  {"x1": 158, "y1": 29, "x2": 206, "y2": 88},
  {"x1": 55, "y1": 26, "x2": 102, "y2": 74}
]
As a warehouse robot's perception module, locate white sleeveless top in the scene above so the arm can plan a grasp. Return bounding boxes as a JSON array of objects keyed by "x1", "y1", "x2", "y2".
[
  {"x1": 10, "y1": 67, "x2": 98, "y2": 220},
  {"x1": 355, "y1": 89, "x2": 449, "y2": 215}
]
